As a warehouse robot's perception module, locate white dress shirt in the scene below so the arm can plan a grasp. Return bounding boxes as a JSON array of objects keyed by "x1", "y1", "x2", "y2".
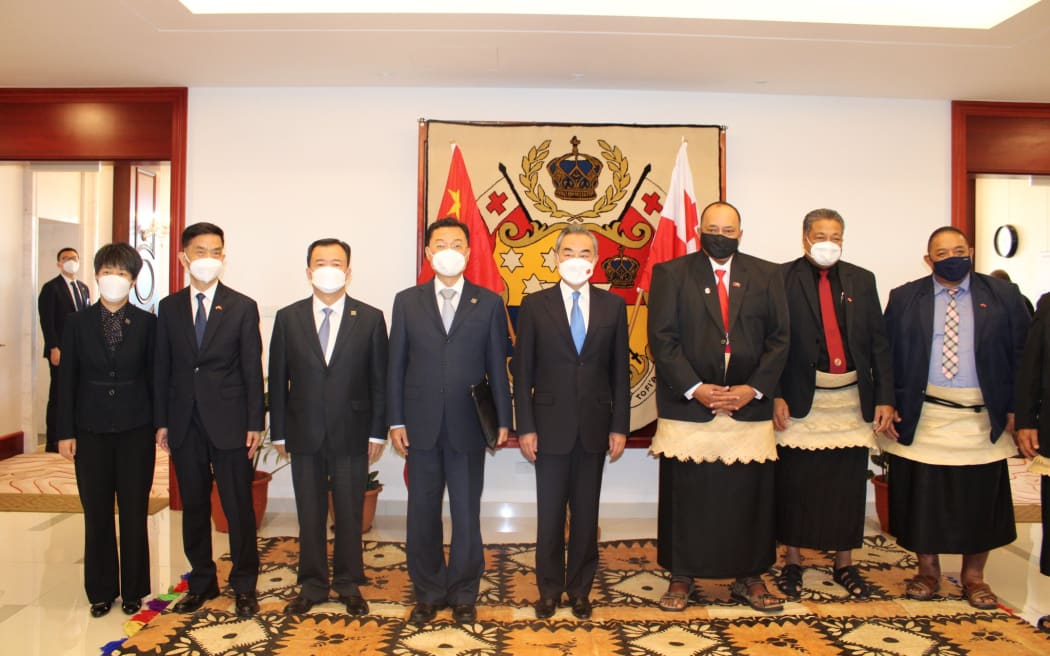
[{"x1": 189, "y1": 281, "x2": 218, "y2": 323}]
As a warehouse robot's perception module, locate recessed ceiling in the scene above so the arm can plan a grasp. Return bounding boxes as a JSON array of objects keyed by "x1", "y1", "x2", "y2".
[{"x1": 1, "y1": 0, "x2": 1048, "y2": 101}]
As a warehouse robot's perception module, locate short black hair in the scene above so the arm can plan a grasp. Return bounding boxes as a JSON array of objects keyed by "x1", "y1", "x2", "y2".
[
  {"x1": 306, "y1": 238, "x2": 351, "y2": 265},
  {"x1": 93, "y1": 243, "x2": 143, "y2": 278},
  {"x1": 57, "y1": 247, "x2": 78, "y2": 261},
  {"x1": 699, "y1": 201, "x2": 742, "y2": 225},
  {"x1": 426, "y1": 217, "x2": 470, "y2": 246},
  {"x1": 926, "y1": 226, "x2": 968, "y2": 253},
  {"x1": 181, "y1": 222, "x2": 225, "y2": 249}
]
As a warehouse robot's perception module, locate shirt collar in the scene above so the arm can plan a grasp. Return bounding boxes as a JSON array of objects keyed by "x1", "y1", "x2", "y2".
[
  {"x1": 313, "y1": 294, "x2": 346, "y2": 317},
  {"x1": 708, "y1": 254, "x2": 734, "y2": 276},
  {"x1": 190, "y1": 281, "x2": 218, "y2": 304},
  {"x1": 933, "y1": 273, "x2": 970, "y2": 295},
  {"x1": 435, "y1": 276, "x2": 465, "y2": 298},
  {"x1": 559, "y1": 280, "x2": 590, "y2": 301}
]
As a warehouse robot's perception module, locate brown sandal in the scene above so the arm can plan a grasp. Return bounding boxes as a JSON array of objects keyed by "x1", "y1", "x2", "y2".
[
  {"x1": 962, "y1": 582, "x2": 998, "y2": 610},
  {"x1": 905, "y1": 574, "x2": 940, "y2": 601},
  {"x1": 658, "y1": 577, "x2": 693, "y2": 612},
  {"x1": 730, "y1": 577, "x2": 784, "y2": 612}
]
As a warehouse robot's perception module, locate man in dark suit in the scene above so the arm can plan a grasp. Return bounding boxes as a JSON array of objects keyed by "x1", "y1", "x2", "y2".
[
  {"x1": 388, "y1": 217, "x2": 513, "y2": 625},
  {"x1": 154, "y1": 222, "x2": 265, "y2": 618},
  {"x1": 773, "y1": 209, "x2": 894, "y2": 600},
  {"x1": 1016, "y1": 292, "x2": 1050, "y2": 633},
  {"x1": 648, "y1": 201, "x2": 789, "y2": 613},
  {"x1": 269, "y1": 238, "x2": 388, "y2": 617},
  {"x1": 880, "y1": 226, "x2": 1028, "y2": 610},
  {"x1": 38, "y1": 246, "x2": 90, "y2": 452},
  {"x1": 512, "y1": 224, "x2": 630, "y2": 620}
]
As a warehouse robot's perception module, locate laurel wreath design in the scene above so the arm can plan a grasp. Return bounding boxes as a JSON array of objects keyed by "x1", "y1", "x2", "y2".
[{"x1": 518, "y1": 138, "x2": 631, "y2": 220}]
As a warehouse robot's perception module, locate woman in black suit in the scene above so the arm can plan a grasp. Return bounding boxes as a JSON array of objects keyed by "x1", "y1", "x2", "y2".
[{"x1": 57, "y1": 243, "x2": 156, "y2": 618}]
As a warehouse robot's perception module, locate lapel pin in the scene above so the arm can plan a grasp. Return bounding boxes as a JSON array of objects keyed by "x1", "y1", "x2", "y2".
[
  {"x1": 731, "y1": 281, "x2": 741, "y2": 288},
  {"x1": 847, "y1": 297, "x2": 853, "y2": 303},
  {"x1": 979, "y1": 303, "x2": 987, "y2": 308},
  {"x1": 704, "y1": 287, "x2": 711, "y2": 294},
  {"x1": 350, "y1": 310, "x2": 357, "y2": 316},
  {"x1": 470, "y1": 298, "x2": 478, "y2": 304},
  {"x1": 124, "y1": 318, "x2": 131, "y2": 325},
  {"x1": 214, "y1": 305, "x2": 223, "y2": 311}
]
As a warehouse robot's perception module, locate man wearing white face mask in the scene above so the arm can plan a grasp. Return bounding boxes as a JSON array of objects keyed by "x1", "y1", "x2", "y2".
[
  {"x1": 39, "y1": 246, "x2": 91, "y2": 452},
  {"x1": 388, "y1": 217, "x2": 513, "y2": 625},
  {"x1": 773, "y1": 208, "x2": 895, "y2": 600},
  {"x1": 154, "y1": 222, "x2": 265, "y2": 618},
  {"x1": 56, "y1": 243, "x2": 156, "y2": 618},
  {"x1": 512, "y1": 224, "x2": 629, "y2": 620},
  {"x1": 268, "y1": 238, "x2": 388, "y2": 617}
]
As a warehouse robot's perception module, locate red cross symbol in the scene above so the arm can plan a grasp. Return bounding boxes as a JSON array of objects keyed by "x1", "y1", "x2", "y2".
[
  {"x1": 486, "y1": 191, "x2": 508, "y2": 215},
  {"x1": 642, "y1": 192, "x2": 663, "y2": 215}
]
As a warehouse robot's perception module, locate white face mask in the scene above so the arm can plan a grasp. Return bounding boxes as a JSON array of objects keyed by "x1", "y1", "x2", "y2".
[
  {"x1": 311, "y1": 266, "x2": 347, "y2": 294},
  {"x1": 98, "y1": 275, "x2": 131, "y2": 303},
  {"x1": 558, "y1": 257, "x2": 594, "y2": 287},
  {"x1": 187, "y1": 257, "x2": 223, "y2": 284},
  {"x1": 431, "y1": 249, "x2": 467, "y2": 278},
  {"x1": 806, "y1": 237, "x2": 842, "y2": 268},
  {"x1": 62, "y1": 259, "x2": 80, "y2": 275}
]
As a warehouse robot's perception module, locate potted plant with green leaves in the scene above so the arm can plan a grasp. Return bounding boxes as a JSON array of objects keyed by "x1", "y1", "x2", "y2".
[{"x1": 868, "y1": 448, "x2": 890, "y2": 534}]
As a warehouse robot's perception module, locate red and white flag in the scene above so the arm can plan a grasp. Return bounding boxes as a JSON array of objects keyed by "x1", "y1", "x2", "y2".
[
  {"x1": 635, "y1": 141, "x2": 698, "y2": 292},
  {"x1": 418, "y1": 144, "x2": 505, "y2": 294}
]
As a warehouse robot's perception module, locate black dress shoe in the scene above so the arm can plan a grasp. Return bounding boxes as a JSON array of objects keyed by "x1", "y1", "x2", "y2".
[
  {"x1": 451, "y1": 604, "x2": 477, "y2": 624},
  {"x1": 235, "y1": 592, "x2": 260, "y2": 618},
  {"x1": 284, "y1": 596, "x2": 317, "y2": 615},
  {"x1": 89, "y1": 601, "x2": 113, "y2": 618},
  {"x1": 409, "y1": 602, "x2": 443, "y2": 625},
  {"x1": 339, "y1": 594, "x2": 369, "y2": 617},
  {"x1": 533, "y1": 597, "x2": 559, "y2": 619},
  {"x1": 566, "y1": 597, "x2": 592, "y2": 619},
  {"x1": 121, "y1": 598, "x2": 142, "y2": 615},
  {"x1": 172, "y1": 588, "x2": 220, "y2": 614}
]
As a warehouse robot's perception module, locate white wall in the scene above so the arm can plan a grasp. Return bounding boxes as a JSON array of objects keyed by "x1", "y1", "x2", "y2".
[
  {"x1": 185, "y1": 87, "x2": 950, "y2": 510},
  {"x1": 975, "y1": 174, "x2": 1050, "y2": 304}
]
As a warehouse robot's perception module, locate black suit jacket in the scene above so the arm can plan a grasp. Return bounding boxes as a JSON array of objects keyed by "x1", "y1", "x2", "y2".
[
  {"x1": 1016, "y1": 293, "x2": 1050, "y2": 457},
  {"x1": 884, "y1": 273, "x2": 1029, "y2": 445},
  {"x1": 512, "y1": 284, "x2": 630, "y2": 455},
  {"x1": 154, "y1": 282, "x2": 265, "y2": 450},
  {"x1": 39, "y1": 274, "x2": 90, "y2": 357},
  {"x1": 387, "y1": 278, "x2": 512, "y2": 452},
  {"x1": 648, "y1": 251, "x2": 790, "y2": 423},
  {"x1": 269, "y1": 295, "x2": 388, "y2": 456},
  {"x1": 777, "y1": 257, "x2": 893, "y2": 421},
  {"x1": 56, "y1": 303, "x2": 155, "y2": 438}
]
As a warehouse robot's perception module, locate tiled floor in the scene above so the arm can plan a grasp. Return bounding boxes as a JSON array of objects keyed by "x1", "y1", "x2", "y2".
[{"x1": 0, "y1": 505, "x2": 1045, "y2": 655}]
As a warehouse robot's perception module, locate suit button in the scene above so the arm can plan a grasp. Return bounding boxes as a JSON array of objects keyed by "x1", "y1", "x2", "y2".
[
  {"x1": 194, "y1": 367, "x2": 199, "y2": 373},
  {"x1": 109, "y1": 371, "x2": 116, "y2": 378},
  {"x1": 108, "y1": 389, "x2": 115, "y2": 396},
  {"x1": 720, "y1": 338, "x2": 727, "y2": 345}
]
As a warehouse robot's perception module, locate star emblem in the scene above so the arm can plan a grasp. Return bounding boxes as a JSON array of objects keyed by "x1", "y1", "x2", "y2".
[
  {"x1": 541, "y1": 248, "x2": 559, "y2": 272},
  {"x1": 500, "y1": 248, "x2": 523, "y2": 273},
  {"x1": 521, "y1": 274, "x2": 554, "y2": 296}
]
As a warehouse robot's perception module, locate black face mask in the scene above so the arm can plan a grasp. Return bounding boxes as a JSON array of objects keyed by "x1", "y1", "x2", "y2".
[
  {"x1": 932, "y1": 255, "x2": 971, "y2": 283},
  {"x1": 701, "y1": 233, "x2": 739, "y2": 260}
]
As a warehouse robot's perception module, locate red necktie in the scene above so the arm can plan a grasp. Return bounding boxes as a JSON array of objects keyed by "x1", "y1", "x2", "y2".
[
  {"x1": 715, "y1": 269, "x2": 730, "y2": 353},
  {"x1": 818, "y1": 270, "x2": 846, "y2": 373}
]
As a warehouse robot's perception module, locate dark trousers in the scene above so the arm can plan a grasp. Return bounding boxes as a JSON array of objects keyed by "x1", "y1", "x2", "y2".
[
  {"x1": 406, "y1": 429, "x2": 485, "y2": 606},
  {"x1": 74, "y1": 425, "x2": 155, "y2": 603},
  {"x1": 170, "y1": 410, "x2": 259, "y2": 595},
  {"x1": 534, "y1": 439, "x2": 605, "y2": 600},
  {"x1": 291, "y1": 450, "x2": 367, "y2": 601},
  {"x1": 1042, "y1": 475, "x2": 1050, "y2": 577},
  {"x1": 45, "y1": 363, "x2": 59, "y2": 452}
]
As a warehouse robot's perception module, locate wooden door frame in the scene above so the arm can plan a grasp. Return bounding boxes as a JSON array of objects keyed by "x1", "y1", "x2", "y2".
[
  {"x1": 0, "y1": 87, "x2": 187, "y2": 290},
  {"x1": 950, "y1": 100, "x2": 1050, "y2": 246}
]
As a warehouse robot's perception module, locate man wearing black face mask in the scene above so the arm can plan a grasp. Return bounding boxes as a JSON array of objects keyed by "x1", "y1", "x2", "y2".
[
  {"x1": 648, "y1": 201, "x2": 790, "y2": 613},
  {"x1": 880, "y1": 226, "x2": 1029, "y2": 610}
]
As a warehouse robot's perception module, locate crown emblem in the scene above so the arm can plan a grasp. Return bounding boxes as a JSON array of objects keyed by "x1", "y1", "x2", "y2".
[
  {"x1": 547, "y1": 136, "x2": 603, "y2": 201},
  {"x1": 602, "y1": 245, "x2": 639, "y2": 288}
]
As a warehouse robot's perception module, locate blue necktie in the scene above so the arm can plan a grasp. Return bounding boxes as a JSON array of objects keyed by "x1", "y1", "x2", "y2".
[
  {"x1": 194, "y1": 293, "x2": 207, "y2": 348},
  {"x1": 71, "y1": 281, "x2": 84, "y2": 311},
  {"x1": 570, "y1": 290, "x2": 585, "y2": 353},
  {"x1": 318, "y1": 307, "x2": 333, "y2": 361}
]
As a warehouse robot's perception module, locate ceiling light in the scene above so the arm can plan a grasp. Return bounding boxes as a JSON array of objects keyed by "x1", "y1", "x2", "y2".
[{"x1": 178, "y1": 1, "x2": 1039, "y2": 29}]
